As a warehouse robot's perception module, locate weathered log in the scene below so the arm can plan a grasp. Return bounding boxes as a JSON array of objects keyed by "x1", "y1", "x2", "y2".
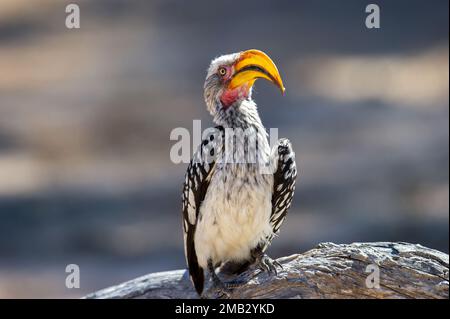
[{"x1": 84, "y1": 242, "x2": 449, "y2": 299}]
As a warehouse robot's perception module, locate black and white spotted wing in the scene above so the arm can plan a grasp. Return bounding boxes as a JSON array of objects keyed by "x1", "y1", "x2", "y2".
[
  {"x1": 269, "y1": 138, "x2": 297, "y2": 242},
  {"x1": 181, "y1": 126, "x2": 224, "y2": 295}
]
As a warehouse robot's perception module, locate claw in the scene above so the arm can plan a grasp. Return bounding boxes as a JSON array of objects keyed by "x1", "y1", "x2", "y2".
[
  {"x1": 256, "y1": 254, "x2": 283, "y2": 276},
  {"x1": 273, "y1": 259, "x2": 284, "y2": 269},
  {"x1": 216, "y1": 288, "x2": 231, "y2": 299}
]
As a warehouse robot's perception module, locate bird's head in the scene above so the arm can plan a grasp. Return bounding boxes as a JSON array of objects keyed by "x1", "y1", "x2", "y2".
[{"x1": 204, "y1": 49, "x2": 285, "y2": 117}]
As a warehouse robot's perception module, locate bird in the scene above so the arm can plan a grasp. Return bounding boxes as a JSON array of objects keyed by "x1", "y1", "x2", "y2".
[{"x1": 182, "y1": 49, "x2": 297, "y2": 297}]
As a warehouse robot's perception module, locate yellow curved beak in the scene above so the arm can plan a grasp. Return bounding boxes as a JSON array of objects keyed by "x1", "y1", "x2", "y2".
[{"x1": 229, "y1": 49, "x2": 285, "y2": 94}]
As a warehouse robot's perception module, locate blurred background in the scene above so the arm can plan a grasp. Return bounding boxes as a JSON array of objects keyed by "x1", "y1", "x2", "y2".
[{"x1": 0, "y1": 0, "x2": 448, "y2": 298}]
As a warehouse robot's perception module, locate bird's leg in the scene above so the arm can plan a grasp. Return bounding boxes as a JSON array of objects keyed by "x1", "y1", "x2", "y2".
[
  {"x1": 251, "y1": 245, "x2": 283, "y2": 275},
  {"x1": 206, "y1": 259, "x2": 248, "y2": 298},
  {"x1": 208, "y1": 259, "x2": 225, "y2": 288},
  {"x1": 207, "y1": 259, "x2": 232, "y2": 298},
  {"x1": 220, "y1": 260, "x2": 252, "y2": 276}
]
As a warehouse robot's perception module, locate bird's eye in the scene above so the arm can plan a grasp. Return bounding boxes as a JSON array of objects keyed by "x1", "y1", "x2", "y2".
[{"x1": 218, "y1": 67, "x2": 227, "y2": 76}]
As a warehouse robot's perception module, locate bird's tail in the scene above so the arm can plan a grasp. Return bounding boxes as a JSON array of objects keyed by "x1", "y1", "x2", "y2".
[
  {"x1": 188, "y1": 261, "x2": 204, "y2": 295},
  {"x1": 186, "y1": 228, "x2": 204, "y2": 295}
]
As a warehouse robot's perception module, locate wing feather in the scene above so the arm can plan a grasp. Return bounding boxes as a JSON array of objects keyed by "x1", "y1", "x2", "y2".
[
  {"x1": 182, "y1": 126, "x2": 224, "y2": 295},
  {"x1": 268, "y1": 138, "x2": 297, "y2": 244}
]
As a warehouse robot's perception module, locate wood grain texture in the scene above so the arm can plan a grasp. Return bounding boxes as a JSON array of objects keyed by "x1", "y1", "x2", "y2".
[{"x1": 84, "y1": 242, "x2": 449, "y2": 299}]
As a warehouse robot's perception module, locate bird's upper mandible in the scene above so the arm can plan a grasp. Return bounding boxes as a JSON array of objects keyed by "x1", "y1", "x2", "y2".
[{"x1": 229, "y1": 49, "x2": 285, "y2": 94}]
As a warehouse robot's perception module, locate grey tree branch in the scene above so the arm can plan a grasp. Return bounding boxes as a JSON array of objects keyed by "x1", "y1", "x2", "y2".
[{"x1": 84, "y1": 242, "x2": 449, "y2": 299}]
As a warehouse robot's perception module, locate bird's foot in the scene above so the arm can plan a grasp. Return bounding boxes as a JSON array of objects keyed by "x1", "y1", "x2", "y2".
[
  {"x1": 255, "y1": 254, "x2": 283, "y2": 275},
  {"x1": 224, "y1": 278, "x2": 246, "y2": 289},
  {"x1": 205, "y1": 276, "x2": 232, "y2": 299},
  {"x1": 203, "y1": 276, "x2": 246, "y2": 299}
]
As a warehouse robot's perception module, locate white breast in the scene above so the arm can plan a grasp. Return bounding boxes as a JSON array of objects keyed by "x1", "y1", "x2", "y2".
[{"x1": 194, "y1": 165, "x2": 273, "y2": 269}]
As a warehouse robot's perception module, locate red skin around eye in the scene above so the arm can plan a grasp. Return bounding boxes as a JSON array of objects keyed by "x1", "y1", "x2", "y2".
[
  {"x1": 223, "y1": 66, "x2": 232, "y2": 80},
  {"x1": 218, "y1": 65, "x2": 249, "y2": 108}
]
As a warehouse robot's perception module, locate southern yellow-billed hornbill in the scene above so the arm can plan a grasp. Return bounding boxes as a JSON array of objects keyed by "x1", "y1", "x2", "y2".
[{"x1": 182, "y1": 50, "x2": 297, "y2": 296}]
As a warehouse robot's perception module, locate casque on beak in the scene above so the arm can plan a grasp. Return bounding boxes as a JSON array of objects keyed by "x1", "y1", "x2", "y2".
[{"x1": 229, "y1": 49, "x2": 285, "y2": 94}]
